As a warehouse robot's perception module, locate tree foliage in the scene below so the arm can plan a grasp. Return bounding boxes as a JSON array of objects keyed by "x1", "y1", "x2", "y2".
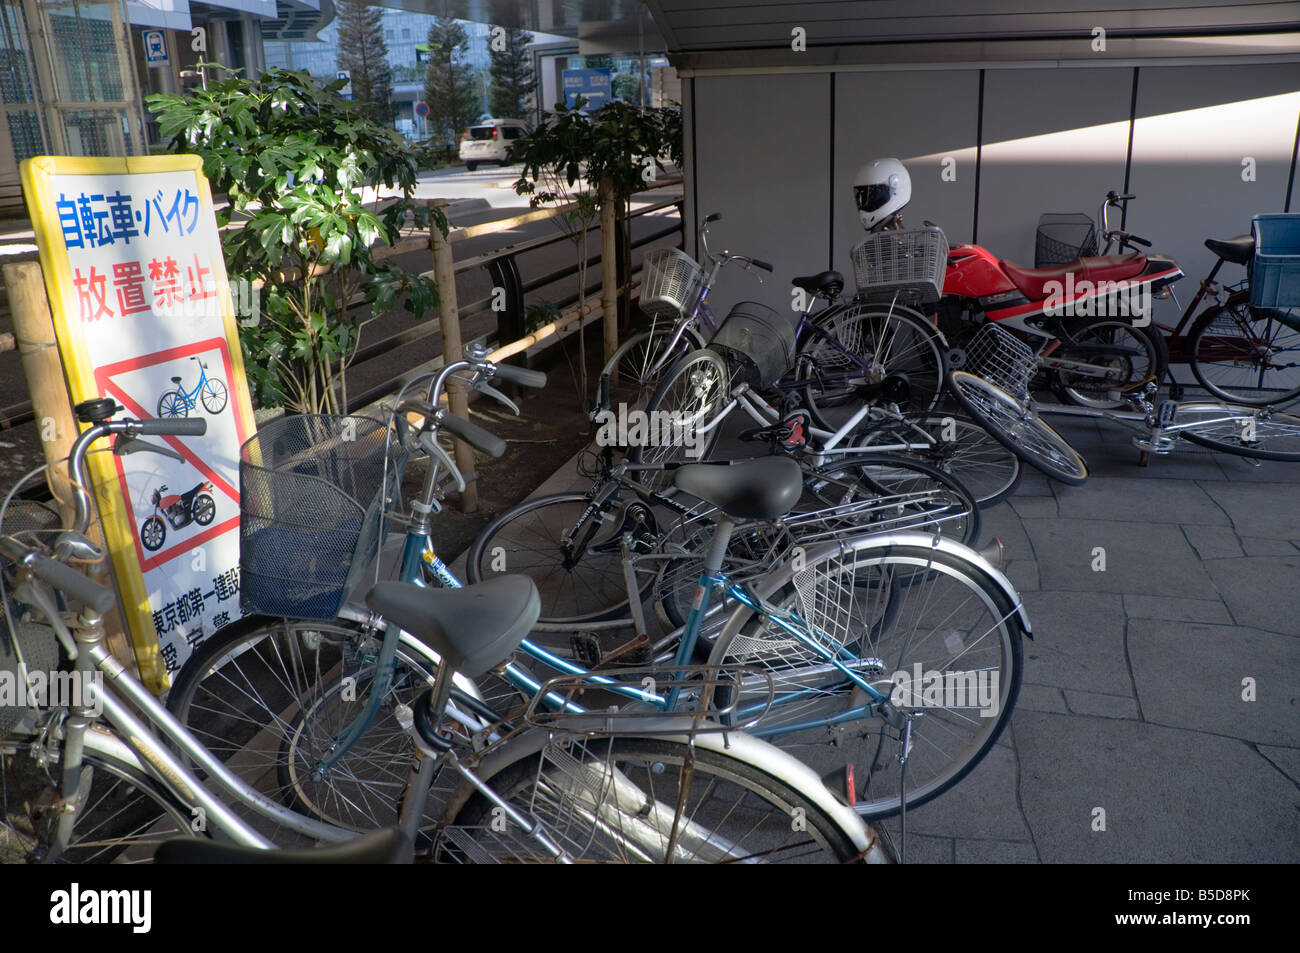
[
  {"x1": 423, "y1": 17, "x2": 478, "y2": 143},
  {"x1": 488, "y1": 26, "x2": 534, "y2": 119},
  {"x1": 147, "y1": 67, "x2": 445, "y2": 413},
  {"x1": 336, "y1": 0, "x2": 393, "y2": 126}
]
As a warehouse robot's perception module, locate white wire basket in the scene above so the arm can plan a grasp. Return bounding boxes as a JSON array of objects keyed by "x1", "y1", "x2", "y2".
[
  {"x1": 639, "y1": 248, "x2": 705, "y2": 319},
  {"x1": 963, "y1": 323, "x2": 1037, "y2": 400},
  {"x1": 850, "y1": 226, "x2": 949, "y2": 304}
]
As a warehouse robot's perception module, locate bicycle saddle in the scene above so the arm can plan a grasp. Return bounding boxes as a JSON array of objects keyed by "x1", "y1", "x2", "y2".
[
  {"x1": 1204, "y1": 235, "x2": 1254, "y2": 265},
  {"x1": 365, "y1": 575, "x2": 540, "y2": 678},
  {"x1": 673, "y1": 457, "x2": 803, "y2": 521},
  {"x1": 155, "y1": 826, "x2": 413, "y2": 864},
  {"x1": 170, "y1": 376, "x2": 182, "y2": 384},
  {"x1": 791, "y1": 270, "x2": 844, "y2": 299}
]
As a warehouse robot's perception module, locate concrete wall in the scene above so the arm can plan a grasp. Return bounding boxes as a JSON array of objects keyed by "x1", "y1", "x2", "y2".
[{"x1": 684, "y1": 61, "x2": 1300, "y2": 331}]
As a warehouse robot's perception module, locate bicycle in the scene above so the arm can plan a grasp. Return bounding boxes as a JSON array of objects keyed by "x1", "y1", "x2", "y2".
[
  {"x1": 949, "y1": 323, "x2": 1300, "y2": 481},
  {"x1": 157, "y1": 356, "x2": 229, "y2": 418},
  {"x1": 1, "y1": 403, "x2": 886, "y2": 863}
]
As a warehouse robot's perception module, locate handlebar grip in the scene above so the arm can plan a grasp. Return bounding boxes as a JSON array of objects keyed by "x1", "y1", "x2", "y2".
[
  {"x1": 1128, "y1": 235, "x2": 1152, "y2": 247},
  {"x1": 135, "y1": 418, "x2": 207, "y2": 437},
  {"x1": 493, "y1": 363, "x2": 547, "y2": 388},
  {"x1": 28, "y1": 553, "x2": 116, "y2": 613},
  {"x1": 440, "y1": 413, "x2": 507, "y2": 459},
  {"x1": 1119, "y1": 193, "x2": 1136, "y2": 201},
  {"x1": 751, "y1": 259, "x2": 774, "y2": 273}
]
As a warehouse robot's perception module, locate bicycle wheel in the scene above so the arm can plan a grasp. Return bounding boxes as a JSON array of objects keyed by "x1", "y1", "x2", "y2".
[
  {"x1": 157, "y1": 390, "x2": 188, "y2": 418},
  {"x1": 1051, "y1": 319, "x2": 1168, "y2": 409},
  {"x1": 465, "y1": 491, "x2": 659, "y2": 626},
  {"x1": 201, "y1": 378, "x2": 229, "y2": 415},
  {"x1": 1188, "y1": 298, "x2": 1300, "y2": 406},
  {"x1": 598, "y1": 324, "x2": 706, "y2": 414},
  {"x1": 797, "y1": 303, "x2": 948, "y2": 430},
  {"x1": 855, "y1": 412, "x2": 1022, "y2": 507},
  {"x1": 707, "y1": 538, "x2": 1025, "y2": 819},
  {"x1": 1176, "y1": 403, "x2": 1300, "y2": 461},
  {"x1": 165, "y1": 615, "x2": 510, "y2": 841},
  {"x1": 443, "y1": 735, "x2": 863, "y2": 863},
  {"x1": 632, "y1": 348, "x2": 730, "y2": 493},
  {"x1": 948, "y1": 370, "x2": 1089, "y2": 485},
  {"x1": 1, "y1": 747, "x2": 197, "y2": 864}
]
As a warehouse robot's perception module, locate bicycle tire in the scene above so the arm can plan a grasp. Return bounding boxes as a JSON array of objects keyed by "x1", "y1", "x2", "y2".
[
  {"x1": 632, "y1": 348, "x2": 730, "y2": 493},
  {"x1": 443, "y1": 736, "x2": 863, "y2": 863},
  {"x1": 796, "y1": 303, "x2": 948, "y2": 429},
  {"x1": 597, "y1": 325, "x2": 707, "y2": 413},
  {"x1": 1176, "y1": 403, "x2": 1300, "y2": 461},
  {"x1": 706, "y1": 537, "x2": 1025, "y2": 820},
  {"x1": 948, "y1": 370, "x2": 1089, "y2": 485},
  {"x1": 157, "y1": 390, "x2": 188, "y2": 419},
  {"x1": 854, "y1": 411, "x2": 1023, "y2": 507},
  {"x1": 165, "y1": 615, "x2": 510, "y2": 841},
  {"x1": 201, "y1": 378, "x2": 229, "y2": 415},
  {"x1": 1, "y1": 747, "x2": 198, "y2": 864},
  {"x1": 1187, "y1": 298, "x2": 1300, "y2": 407},
  {"x1": 464, "y1": 491, "x2": 659, "y2": 626},
  {"x1": 1051, "y1": 318, "x2": 1169, "y2": 409}
]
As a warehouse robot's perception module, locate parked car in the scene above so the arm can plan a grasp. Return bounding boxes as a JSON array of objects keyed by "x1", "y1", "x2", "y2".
[{"x1": 459, "y1": 118, "x2": 528, "y2": 171}]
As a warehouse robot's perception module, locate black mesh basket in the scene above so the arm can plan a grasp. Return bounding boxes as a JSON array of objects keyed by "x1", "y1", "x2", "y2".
[
  {"x1": 708, "y1": 301, "x2": 797, "y2": 390},
  {"x1": 1035, "y1": 213, "x2": 1098, "y2": 267},
  {"x1": 239, "y1": 414, "x2": 404, "y2": 620}
]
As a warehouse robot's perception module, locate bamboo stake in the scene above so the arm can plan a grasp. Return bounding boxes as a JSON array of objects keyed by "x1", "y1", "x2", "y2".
[
  {"x1": 3, "y1": 261, "x2": 139, "y2": 677},
  {"x1": 429, "y1": 201, "x2": 478, "y2": 513},
  {"x1": 600, "y1": 177, "x2": 619, "y2": 365}
]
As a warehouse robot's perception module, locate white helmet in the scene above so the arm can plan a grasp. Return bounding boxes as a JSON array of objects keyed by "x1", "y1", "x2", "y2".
[{"x1": 853, "y1": 158, "x2": 910, "y2": 230}]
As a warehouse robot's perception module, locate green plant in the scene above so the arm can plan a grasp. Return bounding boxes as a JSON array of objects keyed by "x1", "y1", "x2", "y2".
[
  {"x1": 147, "y1": 67, "x2": 444, "y2": 413},
  {"x1": 524, "y1": 299, "x2": 560, "y2": 334}
]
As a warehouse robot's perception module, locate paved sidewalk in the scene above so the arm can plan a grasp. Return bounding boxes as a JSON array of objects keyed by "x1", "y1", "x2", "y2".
[
  {"x1": 451, "y1": 407, "x2": 1300, "y2": 863},
  {"x1": 879, "y1": 412, "x2": 1300, "y2": 863}
]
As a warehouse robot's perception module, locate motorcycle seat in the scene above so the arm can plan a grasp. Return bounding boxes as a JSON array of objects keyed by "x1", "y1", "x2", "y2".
[
  {"x1": 791, "y1": 270, "x2": 844, "y2": 299},
  {"x1": 999, "y1": 253, "x2": 1147, "y2": 301},
  {"x1": 1204, "y1": 235, "x2": 1254, "y2": 265}
]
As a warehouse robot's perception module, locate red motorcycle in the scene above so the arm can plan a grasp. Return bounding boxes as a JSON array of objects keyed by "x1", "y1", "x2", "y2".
[
  {"x1": 939, "y1": 191, "x2": 1184, "y2": 407},
  {"x1": 140, "y1": 481, "x2": 216, "y2": 552}
]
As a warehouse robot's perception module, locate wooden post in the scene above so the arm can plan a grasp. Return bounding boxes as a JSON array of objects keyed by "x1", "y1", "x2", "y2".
[
  {"x1": 3, "y1": 261, "x2": 139, "y2": 676},
  {"x1": 430, "y1": 201, "x2": 478, "y2": 513},
  {"x1": 600, "y1": 177, "x2": 619, "y2": 365}
]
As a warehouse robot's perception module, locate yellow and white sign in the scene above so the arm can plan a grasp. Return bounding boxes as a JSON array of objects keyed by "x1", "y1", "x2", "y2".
[{"x1": 20, "y1": 155, "x2": 257, "y2": 691}]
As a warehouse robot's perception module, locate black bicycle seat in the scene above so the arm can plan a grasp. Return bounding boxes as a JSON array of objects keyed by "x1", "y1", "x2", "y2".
[
  {"x1": 171, "y1": 376, "x2": 183, "y2": 384},
  {"x1": 365, "y1": 575, "x2": 540, "y2": 678},
  {"x1": 791, "y1": 270, "x2": 844, "y2": 299},
  {"x1": 155, "y1": 826, "x2": 413, "y2": 864},
  {"x1": 1204, "y1": 235, "x2": 1254, "y2": 265},
  {"x1": 674, "y1": 457, "x2": 803, "y2": 521}
]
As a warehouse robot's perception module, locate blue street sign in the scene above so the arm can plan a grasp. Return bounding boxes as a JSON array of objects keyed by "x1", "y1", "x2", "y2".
[
  {"x1": 336, "y1": 70, "x2": 353, "y2": 100},
  {"x1": 563, "y1": 69, "x2": 612, "y2": 111},
  {"x1": 143, "y1": 30, "x2": 168, "y2": 66}
]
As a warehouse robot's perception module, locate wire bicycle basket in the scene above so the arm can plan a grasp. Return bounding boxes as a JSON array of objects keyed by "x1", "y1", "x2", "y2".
[
  {"x1": 1035, "y1": 213, "x2": 1098, "y2": 267},
  {"x1": 639, "y1": 248, "x2": 706, "y2": 319},
  {"x1": 239, "y1": 414, "x2": 405, "y2": 620},
  {"x1": 963, "y1": 323, "x2": 1038, "y2": 402},
  {"x1": 851, "y1": 226, "x2": 949, "y2": 304}
]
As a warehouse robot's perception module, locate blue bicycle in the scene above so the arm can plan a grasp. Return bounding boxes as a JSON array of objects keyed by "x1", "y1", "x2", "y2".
[
  {"x1": 158, "y1": 356, "x2": 228, "y2": 418},
  {"x1": 167, "y1": 351, "x2": 1028, "y2": 832}
]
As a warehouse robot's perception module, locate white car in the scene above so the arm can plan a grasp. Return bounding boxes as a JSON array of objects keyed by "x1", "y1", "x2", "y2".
[{"x1": 459, "y1": 118, "x2": 528, "y2": 171}]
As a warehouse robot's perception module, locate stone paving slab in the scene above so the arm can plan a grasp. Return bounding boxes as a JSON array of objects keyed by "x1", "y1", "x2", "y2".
[
  {"x1": 1199, "y1": 482, "x2": 1300, "y2": 540},
  {"x1": 1022, "y1": 518, "x2": 1216, "y2": 598},
  {"x1": 1202, "y1": 555, "x2": 1300, "y2": 634}
]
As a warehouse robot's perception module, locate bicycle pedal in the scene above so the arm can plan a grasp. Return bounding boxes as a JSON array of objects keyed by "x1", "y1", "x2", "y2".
[{"x1": 569, "y1": 633, "x2": 601, "y2": 669}]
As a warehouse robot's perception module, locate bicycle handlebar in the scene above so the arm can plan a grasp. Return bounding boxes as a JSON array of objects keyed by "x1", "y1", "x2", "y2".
[
  {"x1": 492, "y1": 364, "x2": 547, "y2": 388},
  {"x1": 439, "y1": 412, "x2": 507, "y2": 458},
  {"x1": 0, "y1": 536, "x2": 116, "y2": 612},
  {"x1": 135, "y1": 418, "x2": 208, "y2": 437}
]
